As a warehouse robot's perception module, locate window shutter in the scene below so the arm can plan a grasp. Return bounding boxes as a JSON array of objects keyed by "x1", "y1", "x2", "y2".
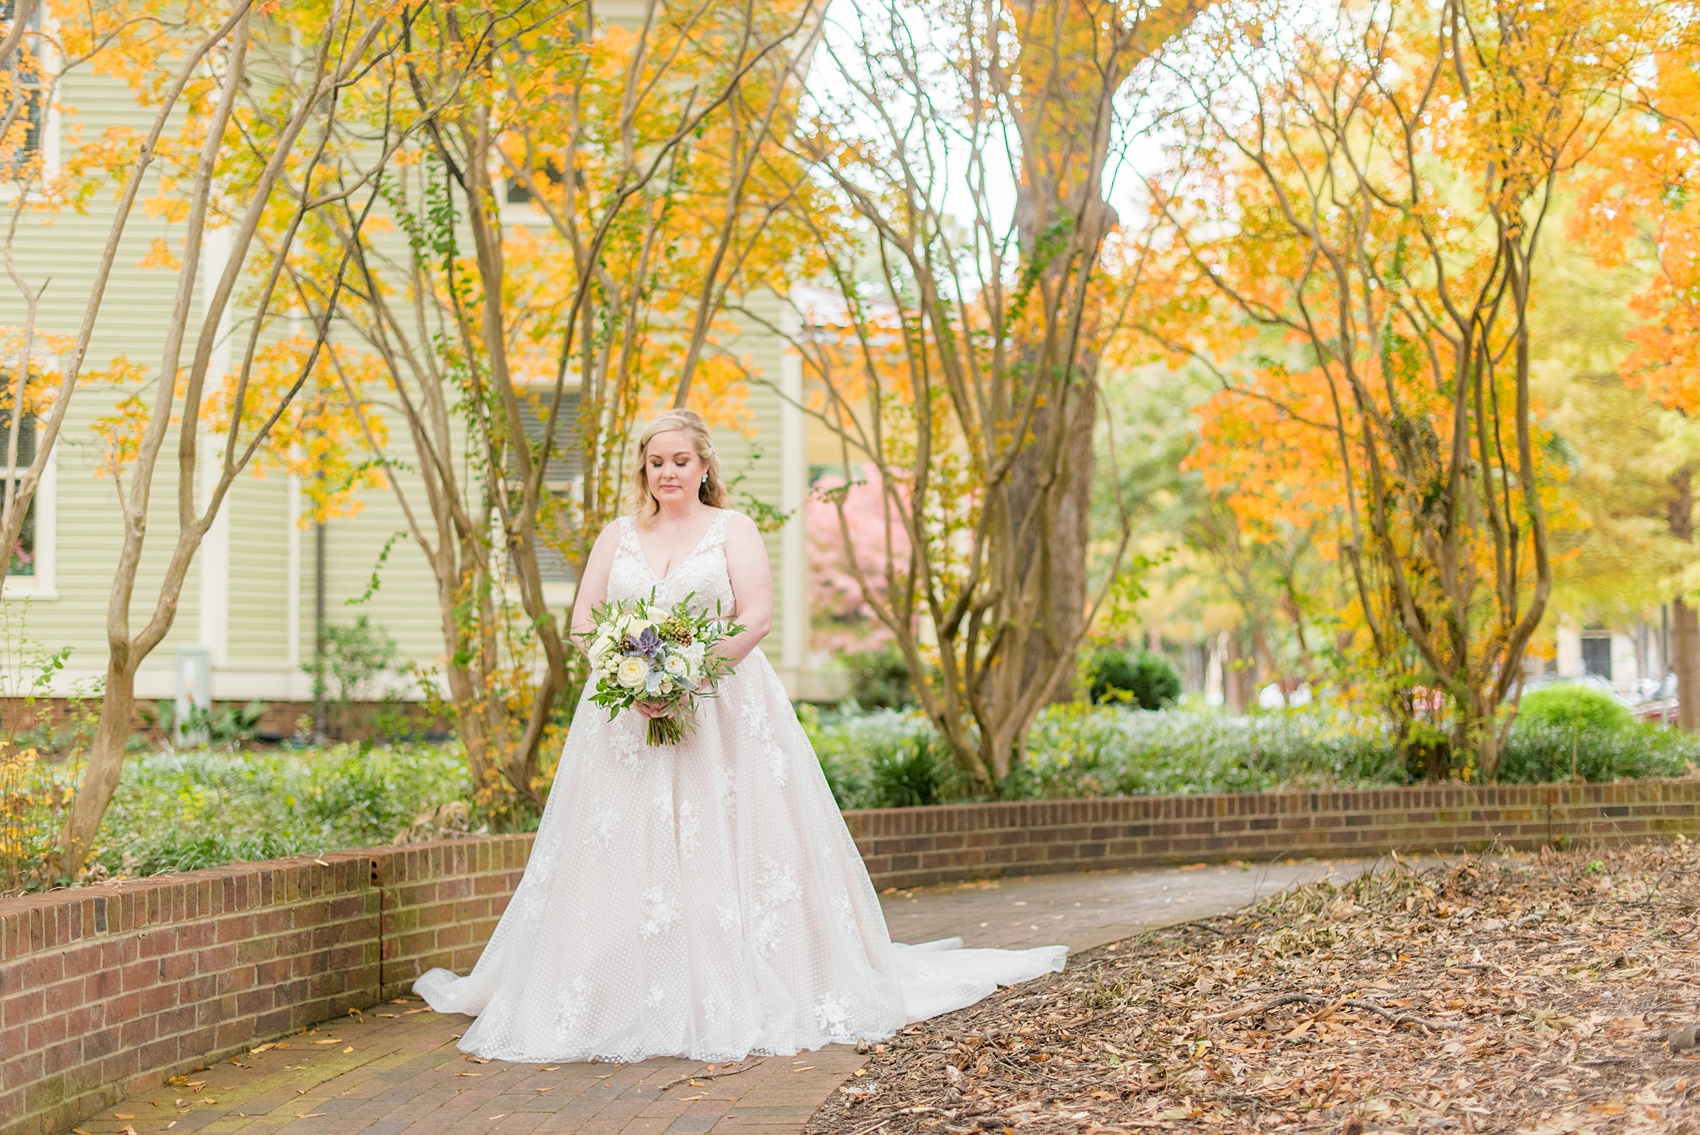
[
  {"x1": 509, "y1": 391, "x2": 580, "y2": 583},
  {"x1": 510, "y1": 390, "x2": 582, "y2": 486}
]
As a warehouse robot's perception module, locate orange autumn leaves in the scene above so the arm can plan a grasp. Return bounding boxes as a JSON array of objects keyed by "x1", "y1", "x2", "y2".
[{"x1": 1571, "y1": 42, "x2": 1700, "y2": 418}]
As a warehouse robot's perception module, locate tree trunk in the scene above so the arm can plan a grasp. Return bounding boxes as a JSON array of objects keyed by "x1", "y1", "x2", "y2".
[
  {"x1": 1046, "y1": 380, "x2": 1096, "y2": 704},
  {"x1": 1224, "y1": 634, "x2": 1250, "y2": 714},
  {"x1": 1474, "y1": 690, "x2": 1501, "y2": 783},
  {"x1": 1670, "y1": 468, "x2": 1700, "y2": 731},
  {"x1": 58, "y1": 659, "x2": 137, "y2": 876}
]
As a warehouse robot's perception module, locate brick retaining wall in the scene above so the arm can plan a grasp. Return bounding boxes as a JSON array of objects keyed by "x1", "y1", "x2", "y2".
[
  {"x1": 3, "y1": 779, "x2": 1697, "y2": 1135},
  {"x1": 0, "y1": 839, "x2": 530, "y2": 1135},
  {"x1": 843, "y1": 779, "x2": 1700, "y2": 889}
]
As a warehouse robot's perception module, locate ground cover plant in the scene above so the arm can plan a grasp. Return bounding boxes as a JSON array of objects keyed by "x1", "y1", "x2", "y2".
[
  {"x1": 804, "y1": 701, "x2": 1700, "y2": 810},
  {"x1": 813, "y1": 839, "x2": 1700, "y2": 1134},
  {"x1": 7, "y1": 695, "x2": 1694, "y2": 892},
  {"x1": 85, "y1": 745, "x2": 472, "y2": 881}
]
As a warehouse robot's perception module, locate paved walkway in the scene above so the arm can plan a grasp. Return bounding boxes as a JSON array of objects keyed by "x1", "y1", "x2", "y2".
[{"x1": 61, "y1": 858, "x2": 1371, "y2": 1135}]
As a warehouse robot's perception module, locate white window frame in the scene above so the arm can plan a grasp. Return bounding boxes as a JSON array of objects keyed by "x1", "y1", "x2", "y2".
[
  {"x1": 1, "y1": 1, "x2": 61, "y2": 200},
  {"x1": 1, "y1": 419, "x2": 56, "y2": 600}
]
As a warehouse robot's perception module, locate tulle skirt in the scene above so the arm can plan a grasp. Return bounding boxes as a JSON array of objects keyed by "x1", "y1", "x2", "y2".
[{"x1": 414, "y1": 648, "x2": 1065, "y2": 1063}]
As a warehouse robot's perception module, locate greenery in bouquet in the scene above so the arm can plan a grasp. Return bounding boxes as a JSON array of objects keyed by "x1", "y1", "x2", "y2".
[{"x1": 583, "y1": 593, "x2": 743, "y2": 746}]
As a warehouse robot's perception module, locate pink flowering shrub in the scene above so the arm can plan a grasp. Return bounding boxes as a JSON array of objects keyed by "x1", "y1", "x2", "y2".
[{"x1": 808, "y1": 469, "x2": 910, "y2": 654}]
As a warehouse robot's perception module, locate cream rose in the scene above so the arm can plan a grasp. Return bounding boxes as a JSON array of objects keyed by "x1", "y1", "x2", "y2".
[{"x1": 616, "y1": 656, "x2": 650, "y2": 689}]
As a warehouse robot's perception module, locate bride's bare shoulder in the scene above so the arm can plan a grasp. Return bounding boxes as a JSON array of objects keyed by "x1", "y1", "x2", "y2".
[
  {"x1": 721, "y1": 509, "x2": 761, "y2": 540},
  {"x1": 587, "y1": 517, "x2": 626, "y2": 558}
]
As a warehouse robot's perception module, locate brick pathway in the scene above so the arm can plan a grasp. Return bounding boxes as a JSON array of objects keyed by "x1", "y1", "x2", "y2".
[{"x1": 59, "y1": 858, "x2": 1370, "y2": 1135}]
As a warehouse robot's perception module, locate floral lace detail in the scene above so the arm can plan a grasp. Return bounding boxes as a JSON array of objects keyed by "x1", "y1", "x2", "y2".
[
  {"x1": 556, "y1": 976, "x2": 589, "y2": 1035},
  {"x1": 639, "y1": 887, "x2": 681, "y2": 938},
  {"x1": 587, "y1": 799, "x2": 620, "y2": 851},
  {"x1": 677, "y1": 800, "x2": 701, "y2": 859},
  {"x1": 741, "y1": 682, "x2": 791, "y2": 787},
  {"x1": 815, "y1": 994, "x2": 852, "y2": 1037}
]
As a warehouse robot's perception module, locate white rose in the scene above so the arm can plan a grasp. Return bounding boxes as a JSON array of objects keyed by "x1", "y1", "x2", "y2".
[
  {"x1": 664, "y1": 655, "x2": 689, "y2": 679},
  {"x1": 616, "y1": 656, "x2": 650, "y2": 689},
  {"x1": 588, "y1": 634, "x2": 615, "y2": 663}
]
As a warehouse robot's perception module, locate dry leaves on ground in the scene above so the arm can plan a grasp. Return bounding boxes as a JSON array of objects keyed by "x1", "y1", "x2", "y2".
[{"x1": 812, "y1": 839, "x2": 1700, "y2": 1135}]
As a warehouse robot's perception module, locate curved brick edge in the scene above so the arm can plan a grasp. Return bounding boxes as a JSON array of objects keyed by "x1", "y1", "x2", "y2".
[
  {"x1": 3, "y1": 780, "x2": 1698, "y2": 1135},
  {"x1": 0, "y1": 836, "x2": 532, "y2": 1135},
  {"x1": 841, "y1": 779, "x2": 1700, "y2": 889}
]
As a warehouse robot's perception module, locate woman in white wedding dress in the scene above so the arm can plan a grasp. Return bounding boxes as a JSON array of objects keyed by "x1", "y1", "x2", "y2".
[{"x1": 414, "y1": 410, "x2": 1065, "y2": 1063}]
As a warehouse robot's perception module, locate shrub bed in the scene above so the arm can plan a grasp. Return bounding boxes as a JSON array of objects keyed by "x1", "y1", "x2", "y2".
[
  {"x1": 5, "y1": 698, "x2": 1695, "y2": 892},
  {"x1": 89, "y1": 744, "x2": 471, "y2": 880},
  {"x1": 803, "y1": 700, "x2": 1700, "y2": 807}
]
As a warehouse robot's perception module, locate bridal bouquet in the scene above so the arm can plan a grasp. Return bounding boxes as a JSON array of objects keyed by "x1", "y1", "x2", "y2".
[{"x1": 582, "y1": 593, "x2": 743, "y2": 746}]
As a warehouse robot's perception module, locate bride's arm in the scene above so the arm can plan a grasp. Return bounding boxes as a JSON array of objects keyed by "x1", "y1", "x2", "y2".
[
  {"x1": 569, "y1": 521, "x2": 622, "y2": 641},
  {"x1": 718, "y1": 512, "x2": 773, "y2": 667}
]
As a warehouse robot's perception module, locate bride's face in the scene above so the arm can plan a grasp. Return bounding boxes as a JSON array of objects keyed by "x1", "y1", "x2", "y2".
[{"x1": 645, "y1": 430, "x2": 706, "y2": 506}]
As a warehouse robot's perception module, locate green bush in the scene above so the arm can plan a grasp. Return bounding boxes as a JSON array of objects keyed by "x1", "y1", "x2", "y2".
[
  {"x1": 1516, "y1": 684, "x2": 1634, "y2": 735},
  {"x1": 1088, "y1": 649, "x2": 1181, "y2": 710},
  {"x1": 1023, "y1": 702, "x2": 1403, "y2": 796},
  {"x1": 844, "y1": 644, "x2": 917, "y2": 710},
  {"x1": 93, "y1": 744, "x2": 471, "y2": 878},
  {"x1": 805, "y1": 701, "x2": 1408, "y2": 807},
  {"x1": 1498, "y1": 721, "x2": 1699, "y2": 784},
  {"x1": 800, "y1": 704, "x2": 937, "y2": 809},
  {"x1": 867, "y1": 734, "x2": 954, "y2": 808}
]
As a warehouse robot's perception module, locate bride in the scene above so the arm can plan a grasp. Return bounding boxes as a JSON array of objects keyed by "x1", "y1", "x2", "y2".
[{"x1": 415, "y1": 410, "x2": 1065, "y2": 1063}]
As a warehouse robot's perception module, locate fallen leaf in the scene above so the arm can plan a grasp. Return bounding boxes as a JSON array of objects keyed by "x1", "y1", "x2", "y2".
[
  {"x1": 295, "y1": 1114, "x2": 326, "y2": 1119},
  {"x1": 342, "y1": 1046, "x2": 354, "y2": 1053}
]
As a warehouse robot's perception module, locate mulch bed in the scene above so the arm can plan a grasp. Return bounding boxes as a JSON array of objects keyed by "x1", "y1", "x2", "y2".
[{"x1": 812, "y1": 839, "x2": 1700, "y2": 1135}]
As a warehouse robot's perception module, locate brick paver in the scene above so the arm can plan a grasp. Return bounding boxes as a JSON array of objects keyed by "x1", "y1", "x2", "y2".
[{"x1": 58, "y1": 857, "x2": 1371, "y2": 1135}]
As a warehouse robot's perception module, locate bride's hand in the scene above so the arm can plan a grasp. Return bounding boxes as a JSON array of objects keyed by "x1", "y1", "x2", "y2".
[{"x1": 635, "y1": 700, "x2": 670, "y2": 719}]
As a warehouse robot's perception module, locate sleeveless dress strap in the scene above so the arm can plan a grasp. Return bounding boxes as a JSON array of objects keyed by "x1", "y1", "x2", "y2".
[{"x1": 703, "y1": 508, "x2": 732, "y2": 553}]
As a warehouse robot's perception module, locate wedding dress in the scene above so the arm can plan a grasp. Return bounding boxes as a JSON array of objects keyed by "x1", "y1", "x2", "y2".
[{"x1": 414, "y1": 509, "x2": 1066, "y2": 1063}]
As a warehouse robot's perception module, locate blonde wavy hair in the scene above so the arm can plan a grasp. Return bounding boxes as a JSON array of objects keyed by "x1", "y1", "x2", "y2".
[{"x1": 629, "y1": 410, "x2": 728, "y2": 518}]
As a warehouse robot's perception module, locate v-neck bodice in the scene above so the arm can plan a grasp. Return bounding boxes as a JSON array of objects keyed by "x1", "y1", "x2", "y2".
[{"x1": 609, "y1": 510, "x2": 734, "y2": 614}]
